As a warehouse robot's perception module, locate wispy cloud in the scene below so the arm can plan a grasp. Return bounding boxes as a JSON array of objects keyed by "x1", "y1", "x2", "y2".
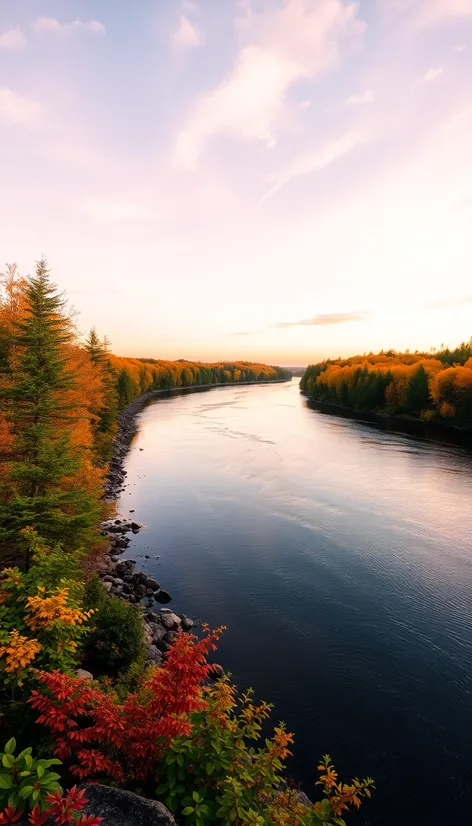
[
  {"x1": 420, "y1": 67, "x2": 444, "y2": 83},
  {"x1": 347, "y1": 89, "x2": 375, "y2": 105},
  {"x1": 387, "y1": 0, "x2": 472, "y2": 25},
  {"x1": 0, "y1": 89, "x2": 42, "y2": 125},
  {"x1": 176, "y1": 0, "x2": 365, "y2": 166},
  {"x1": 259, "y1": 131, "x2": 364, "y2": 204},
  {"x1": 0, "y1": 26, "x2": 27, "y2": 50},
  {"x1": 453, "y1": 44, "x2": 466, "y2": 52},
  {"x1": 276, "y1": 312, "x2": 368, "y2": 327},
  {"x1": 33, "y1": 18, "x2": 105, "y2": 36},
  {"x1": 172, "y1": 15, "x2": 203, "y2": 51}
]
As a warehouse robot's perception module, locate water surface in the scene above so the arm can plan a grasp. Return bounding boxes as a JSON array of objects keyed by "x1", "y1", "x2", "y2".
[{"x1": 119, "y1": 379, "x2": 472, "y2": 825}]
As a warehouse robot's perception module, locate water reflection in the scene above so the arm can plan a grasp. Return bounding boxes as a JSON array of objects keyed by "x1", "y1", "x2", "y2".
[{"x1": 119, "y1": 380, "x2": 472, "y2": 826}]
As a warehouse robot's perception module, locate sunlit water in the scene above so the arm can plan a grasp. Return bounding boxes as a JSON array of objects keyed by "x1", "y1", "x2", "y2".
[{"x1": 118, "y1": 379, "x2": 472, "y2": 825}]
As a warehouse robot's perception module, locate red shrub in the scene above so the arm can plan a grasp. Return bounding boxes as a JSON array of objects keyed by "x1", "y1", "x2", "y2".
[{"x1": 29, "y1": 628, "x2": 222, "y2": 784}]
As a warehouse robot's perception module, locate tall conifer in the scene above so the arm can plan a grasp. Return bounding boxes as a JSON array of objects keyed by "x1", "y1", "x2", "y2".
[{"x1": 0, "y1": 260, "x2": 100, "y2": 557}]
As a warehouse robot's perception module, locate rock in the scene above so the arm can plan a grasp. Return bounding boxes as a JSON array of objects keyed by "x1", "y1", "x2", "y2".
[
  {"x1": 131, "y1": 521, "x2": 142, "y2": 532},
  {"x1": 102, "y1": 581, "x2": 113, "y2": 592},
  {"x1": 207, "y1": 663, "x2": 224, "y2": 681},
  {"x1": 180, "y1": 615, "x2": 194, "y2": 631},
  {"x1": 116, "y1": 560, "x2": 136, "y2": 578},
  {"x1": 102, "y1": 575, "x2": 115, "y2": 583},
  {"x1": 152, "y1": 626, "x2": 167, "y2": 644},
  {"x1": 75, "y1": 669, "x2": 94, "y2": 681},
  {"x1": 145, "y1": 576, "x2": 160, "y2": 591},
  {"x1": 155, "y1": 589, "x2": 172, "y2": 604},
  {"x1": 147, "y1": 645, "x2": 163, "y2": 664},
  {"x1": 295, "y1": 791, "x2": 313, "y2": 807},
  {"x1": 129, "y1": 509, "x2": 135, "y2": 513},
  {"x1": 81, "y1": 784, "x2": 176, "y2": 826},
  {"x1": 159, "y1": 613, "x2": 181, "y2": 631},
  {"x1": 163, "y1": 631, "x2": 178, "y2": 646},
  {"x1": 135, "y1": 584, "x2": 147, "y2": 597}
]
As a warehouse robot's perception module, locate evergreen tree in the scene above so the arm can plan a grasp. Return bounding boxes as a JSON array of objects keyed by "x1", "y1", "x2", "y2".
[
  {"x1": 0, "y1": 260, "x2": 100, "y2": 558},
  {"x1": 406, "y1": 365, "x2": 430, "y2": 415}
]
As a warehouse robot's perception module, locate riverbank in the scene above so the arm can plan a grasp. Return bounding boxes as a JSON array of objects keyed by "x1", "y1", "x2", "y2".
[{"x1": 302, "y1": 394, "x2": 472, "y2": 449}]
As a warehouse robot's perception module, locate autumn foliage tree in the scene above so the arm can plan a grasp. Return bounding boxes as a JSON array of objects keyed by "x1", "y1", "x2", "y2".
[
  {"x1": 301, "y1": 343, "x2": 472, "y2": 429},
  {"x1": 0, "y1": 262, "x2": 103, "y2": 557}
]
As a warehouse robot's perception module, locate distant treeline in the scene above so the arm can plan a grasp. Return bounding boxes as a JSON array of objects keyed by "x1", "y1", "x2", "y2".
[
  {"x1": 0, "y1": 260, "x2": 290, "y2": 556},
  {"x1": 110, "y1": 355, "x2": 291, "y2": 413},
  {"x1": 300, "y1": 342, "x2": 472, "y2": 430}
]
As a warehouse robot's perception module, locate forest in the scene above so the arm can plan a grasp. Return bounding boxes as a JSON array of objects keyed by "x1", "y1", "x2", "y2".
[
  {"x1": 0, "y1": 260, "x2": 372, "y2": 826},
  {"x1": 300, "y1": 344, "x2": 472, "y2": 430}
]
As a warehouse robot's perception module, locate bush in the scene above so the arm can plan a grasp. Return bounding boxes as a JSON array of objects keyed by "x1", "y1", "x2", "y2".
[
  {"x1": 0, "y1": 533, "x2": 93, "y2": 693},
  {"x1": 82, "y1": 577, "x2": 146, "y2": 677},
  {"x1": 30, "y1": 629, "x2": 374, "y2": 825}
]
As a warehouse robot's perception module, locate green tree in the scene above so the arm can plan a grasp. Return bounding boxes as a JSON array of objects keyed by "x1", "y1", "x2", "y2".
[
  {"x1": 0, "y1": 260, "x2": 100, "y2": 558},
  {"x1": 406, "y1": 365, "x2": 430, "y2": 415}
]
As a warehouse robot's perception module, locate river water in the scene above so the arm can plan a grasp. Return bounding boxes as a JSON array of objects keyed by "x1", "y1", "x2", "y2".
[{"x1": 118, "y1": 378, "x2": 472, "y2": 825}]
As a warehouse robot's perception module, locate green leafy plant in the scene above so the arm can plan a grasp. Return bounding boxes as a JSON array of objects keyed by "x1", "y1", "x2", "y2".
[
  {"x1": 0, "y1": 542, "x2": 93, "y2": 694},
  {"x1": 155, "y1": 680, "x2": 374, "y2": 826},
  {"x1": 82, "y1": 577, "x2": 146, "y2": 677},
  {"x1": 0, "y1": 738, "x2": 62, "y2": 812}
]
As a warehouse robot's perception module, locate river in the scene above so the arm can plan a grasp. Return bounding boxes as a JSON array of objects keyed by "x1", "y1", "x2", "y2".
[{"x1": 118, "y1": 378, "x2": 472, "y2": 825}]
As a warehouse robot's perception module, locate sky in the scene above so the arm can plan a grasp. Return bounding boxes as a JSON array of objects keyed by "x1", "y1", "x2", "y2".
[{"x1": 1, "y1": 0, "x2": 471, "y2": 365}]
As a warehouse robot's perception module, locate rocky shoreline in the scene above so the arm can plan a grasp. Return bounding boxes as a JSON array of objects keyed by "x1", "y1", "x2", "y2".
[{"x1": 97, "y1": 391, "x2": 223, "y2": 677}]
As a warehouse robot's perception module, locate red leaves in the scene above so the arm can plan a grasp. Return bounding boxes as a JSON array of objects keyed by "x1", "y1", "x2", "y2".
[
  {"x1": 30, "y1": 628, "x2": 223, "y2": 785},
  {"x1": 0, "y1": 788, "x2": 102, "y2": 826},
  {"x1": 0, "y1": 806, "x2": 21, "y2": 825}
]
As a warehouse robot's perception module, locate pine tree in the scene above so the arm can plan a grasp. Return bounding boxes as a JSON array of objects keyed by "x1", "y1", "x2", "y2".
[
  {"x1": 0, "y1": 260, "x2": 101, "y2": 559},
  {"x1": 85, "y1": 330, "x2": 119, "y2": 460},
  {"x1": 406, "y1": 365, "x2": 430, "y2": 415}
]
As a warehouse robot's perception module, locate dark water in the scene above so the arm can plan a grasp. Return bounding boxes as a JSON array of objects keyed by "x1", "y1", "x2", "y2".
[{"x1": 118, "y1": 379, "x2": 472, "y2": 825}]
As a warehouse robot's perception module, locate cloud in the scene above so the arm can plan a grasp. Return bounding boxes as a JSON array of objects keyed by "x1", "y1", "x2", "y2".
[
  {"x1": 347, "y1": 89, "x2": 375, "y2": 105},
  {"x1": 259, "y1": 131, "x2": 364, "y2": 204},
  {"x1": 172, "y1": 15, "x2": 203, "y2": 51},
  {"x1": 33, "y1": 17, "x2": 105, "y2": 36},
  {"x1": 176, "y1": 0, "x2": 365, "y2": 166},
  {"x1": 276, "y1": 312, "x2": 368, "y2": 327},
  {"x1": 84, "y1": 200, "x2": 158, "y2": 223},
  {"x1": 453, "y1": 44, "x2": 466, "y2": 52},
  {"x1": 0, "y1": 26, "x2": 27, "y2": 49},
  {"x1": 0, "y1": 89, "x2": 42, "y2": 124},
  {"x1": 387, "y1": 0, "x2": 472, "y2": 25},
  {"x1": 420, "y1": 67, "x2": 444, "y2": 83}
]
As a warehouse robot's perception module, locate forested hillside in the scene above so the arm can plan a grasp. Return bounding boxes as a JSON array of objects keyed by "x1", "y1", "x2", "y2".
[
  {"x1": 300, "y1": 344, "x2": 472, "y2": 429},
  {"x1": 0, "y1": 261, "x2": 290, "y2": 558}
]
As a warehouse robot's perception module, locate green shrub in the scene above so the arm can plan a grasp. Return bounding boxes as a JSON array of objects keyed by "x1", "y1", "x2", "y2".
[
  {"x1": 0, "y1": 737, "x2": 62, "y2": 812},
  {"x1": 82, "y1": 576, "x2": 146, "y2": 677}
]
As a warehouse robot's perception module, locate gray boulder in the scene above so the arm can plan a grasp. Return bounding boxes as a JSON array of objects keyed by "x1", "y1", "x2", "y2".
[
  {"x1": 81, "y1": 784, "x2": 176, "y2": 826},
  {"x1": 155, "y1": 589, "x2": 172, "y2": 604}
]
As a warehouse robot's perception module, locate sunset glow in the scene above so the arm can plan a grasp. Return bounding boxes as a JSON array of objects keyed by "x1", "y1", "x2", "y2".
[{"x1": 1, "y1": 0, "x2": 471, "y2": 363}]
